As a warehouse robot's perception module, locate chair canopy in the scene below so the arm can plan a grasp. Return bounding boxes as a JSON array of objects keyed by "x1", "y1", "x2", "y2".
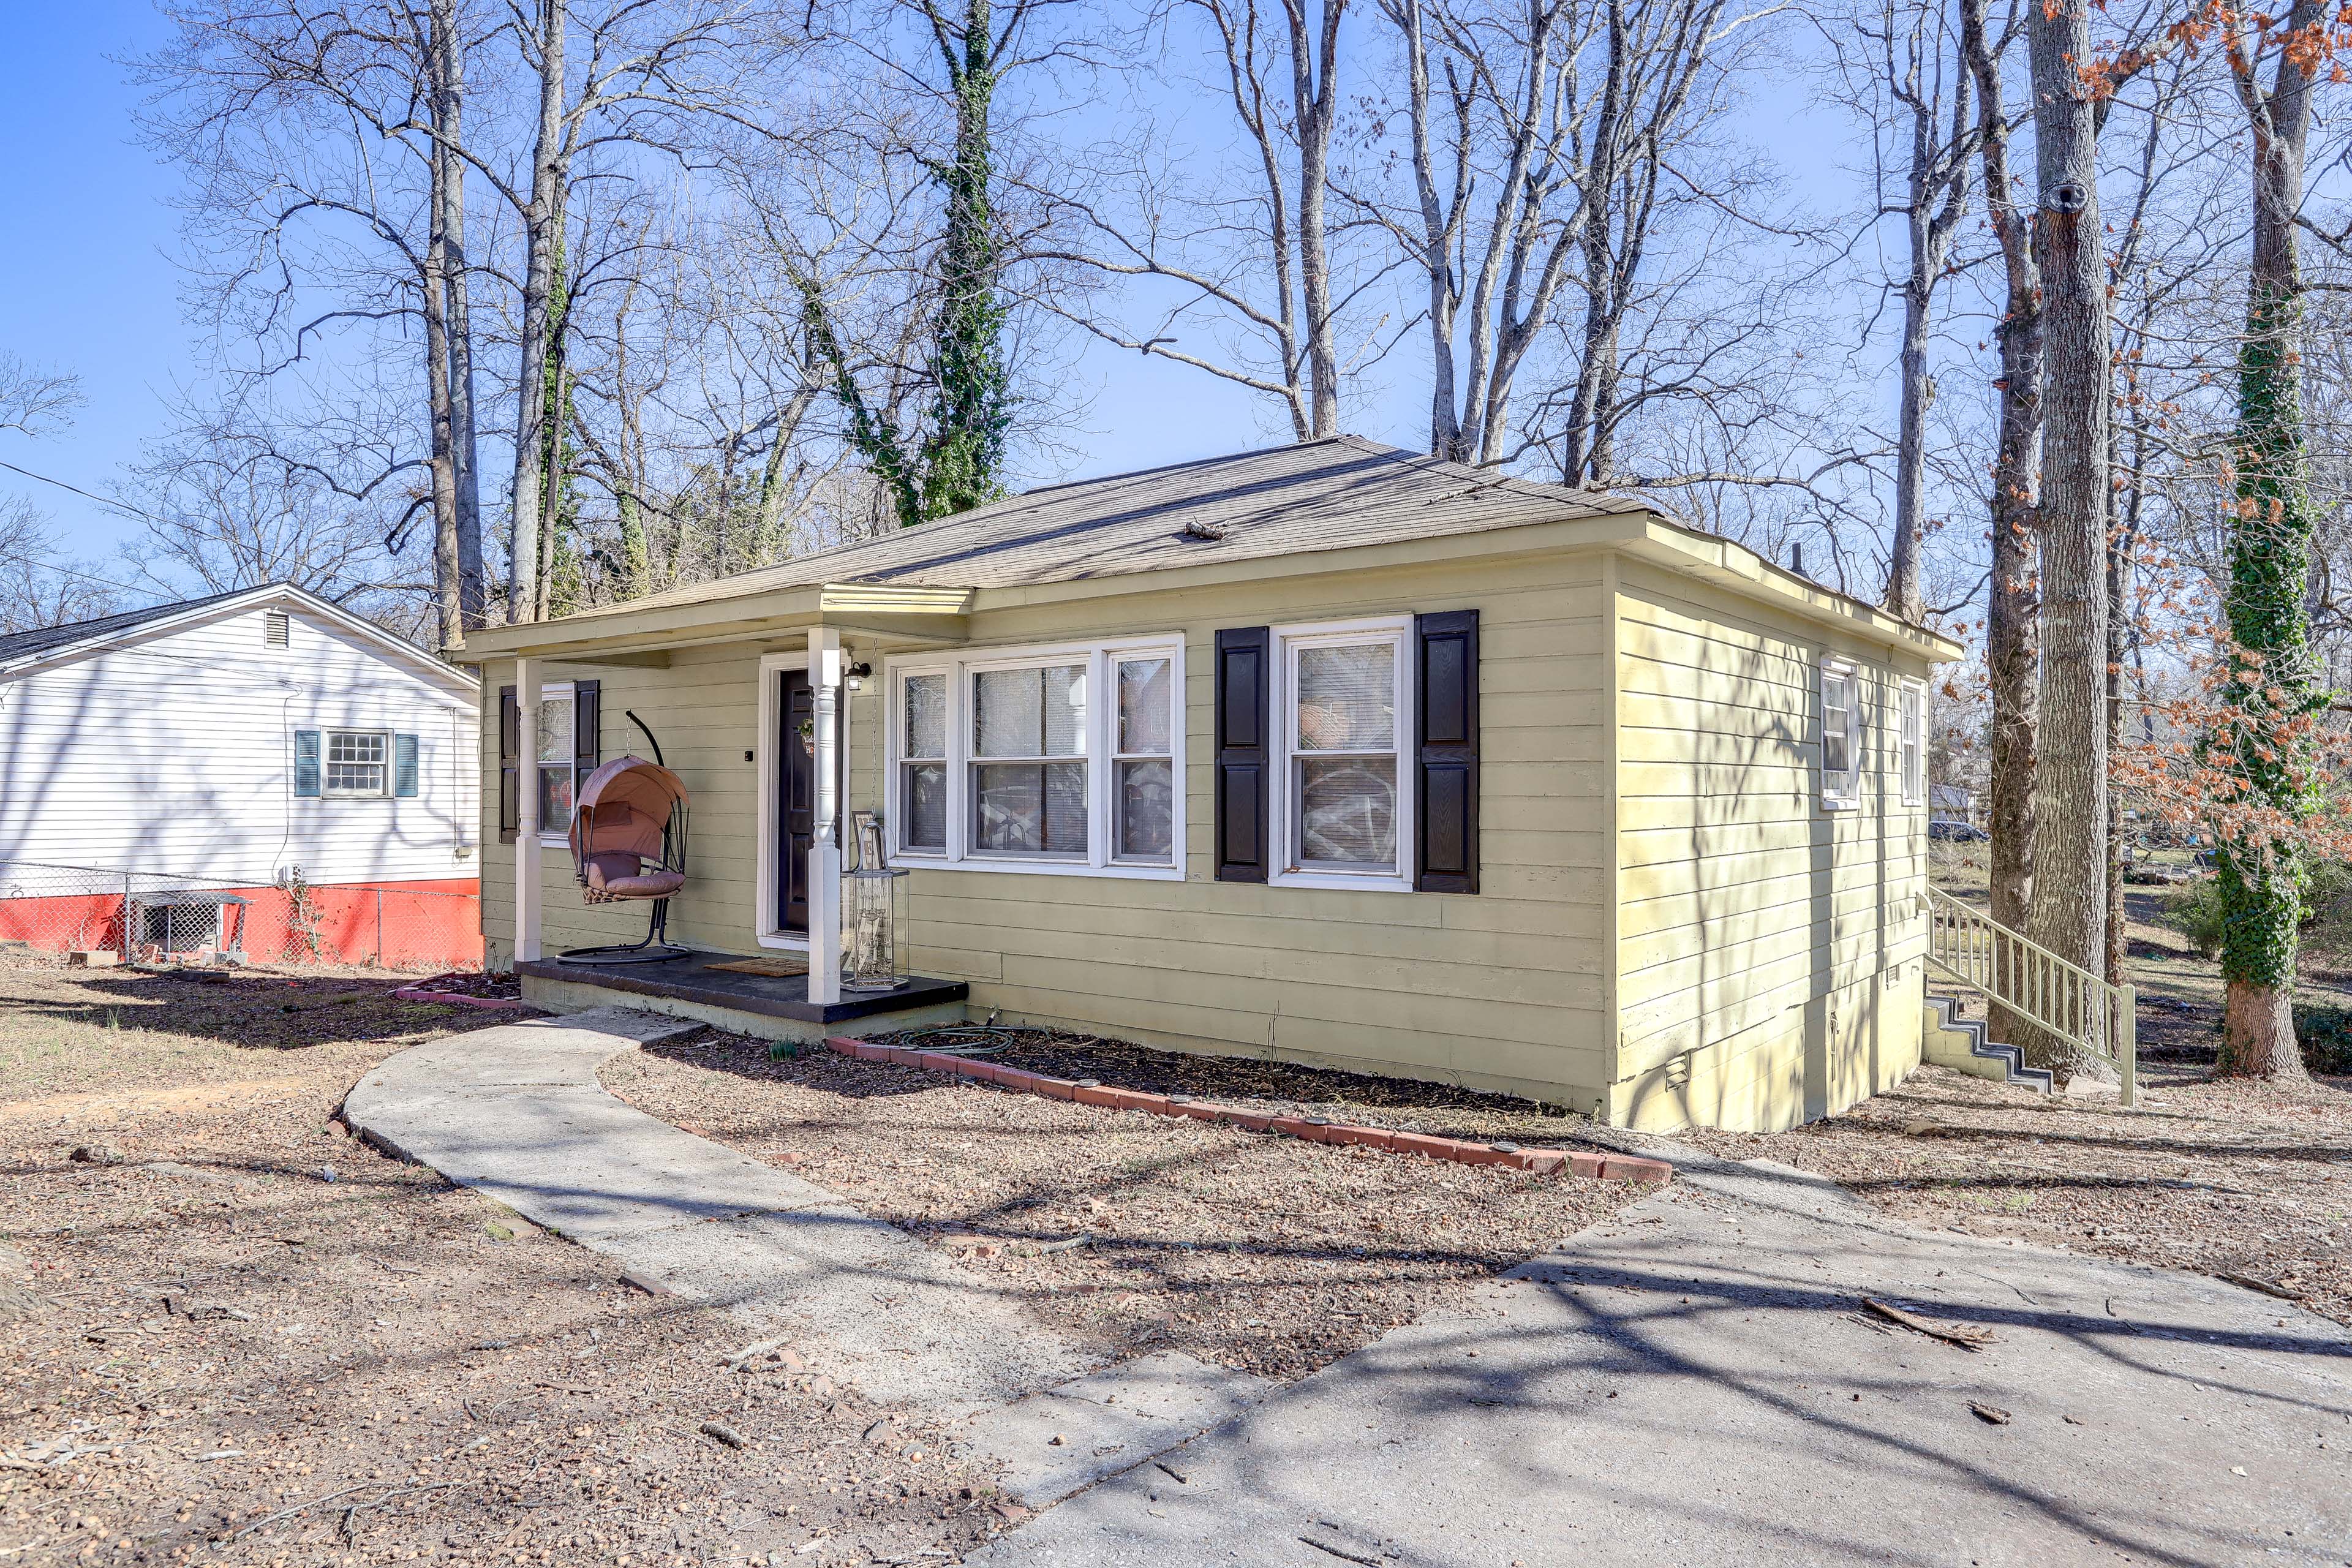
[{"x1": 569, "y1": 755, "x2": 688, "y2": 899}]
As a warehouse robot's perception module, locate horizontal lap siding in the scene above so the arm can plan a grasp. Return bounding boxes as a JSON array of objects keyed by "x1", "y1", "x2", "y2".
[
  {"x1": 1611, "y1": 562, "x2": 1930, "y2": 1132},
  {"x1": 475, "y1": 554, "x2": 1613, "y2": 1106},
  {"x1": 0, "y1": 606, "x2": 478, "y2": 886},
  {"x1": 906, "y1": 556, "x2": 1614, "y2": 1104}
]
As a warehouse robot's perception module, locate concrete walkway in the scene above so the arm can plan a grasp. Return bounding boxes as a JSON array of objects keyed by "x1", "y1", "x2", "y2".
[
  {"x1": 973, "y1": 1150, "x2": 2352, "y2": 1568},
  {"x1": 342, "y1": 1007, "x2": 1268, "y2": 1501}
]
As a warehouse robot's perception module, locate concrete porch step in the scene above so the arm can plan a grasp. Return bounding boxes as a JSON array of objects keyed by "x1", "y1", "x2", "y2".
[{"x1": 1921, "y1": 993, "x2": 2052, "y2": 1095}]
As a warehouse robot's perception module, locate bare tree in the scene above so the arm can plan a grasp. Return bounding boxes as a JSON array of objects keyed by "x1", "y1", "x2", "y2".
[
  {"x1": 1826, "y1": 0, "x2": 1978, "y2": 622},
  {"x1": 0, "y1": 358, "x2": 86, "y2": 442}
]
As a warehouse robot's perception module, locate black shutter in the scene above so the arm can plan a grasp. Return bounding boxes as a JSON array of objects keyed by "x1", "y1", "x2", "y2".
[
  {"x1": 1214, "y1": 628, "x2": 1271, "y2": 883},
  {"x1": 573, "y1": 679, "x2": 601, "y2": 774},
  {"x1": 497, "y1": 685, "x2": 519, "y2": 843},
  {"x1": 1414, "y1": 609, "x2": 1480, "y2": 894}
]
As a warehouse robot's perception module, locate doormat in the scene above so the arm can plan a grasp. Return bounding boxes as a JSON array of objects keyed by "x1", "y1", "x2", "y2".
[{"x1": 705, "y1": 954, "x2": 810, "y2": 978}]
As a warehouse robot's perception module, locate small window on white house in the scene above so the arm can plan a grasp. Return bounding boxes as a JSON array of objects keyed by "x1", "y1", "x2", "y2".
[
  {"x1": 1898, "y1": 681, "x2": 1926, "y2": 807},
  {"x1": 537, "y1": 688, "x2": 577, "y2": 831},
  {"x1": 1820, "y1": 660, "x2": 1862, "y2": 809},
  {"x1": 263, "y1": 610, "x2": 291, "y2": 649},
  {"x1": 324, "y1": 730, "x2": 389, "y2": 797}
]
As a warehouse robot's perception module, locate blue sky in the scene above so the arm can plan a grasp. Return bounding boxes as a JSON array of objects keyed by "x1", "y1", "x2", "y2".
[
  {"x1": 0, "y1": 2, "x2": 189, "y2": 564},
  {"x1": 0, "y1": 0, "x2": 1303, "y2": 576},
  {"x1": 0, "y1": 2, "x2": 1873, "y2": 592}
]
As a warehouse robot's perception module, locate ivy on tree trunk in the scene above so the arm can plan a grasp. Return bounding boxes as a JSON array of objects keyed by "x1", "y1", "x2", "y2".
[{"x1": 2215, "y1": 1, "x2": 2320, "y2": 1081}]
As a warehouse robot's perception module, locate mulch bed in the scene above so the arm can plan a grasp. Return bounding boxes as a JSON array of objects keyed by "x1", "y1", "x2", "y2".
[
  {"x1": 0, "y1": 956, "x2": 1016, "y2": 1567},
  {"x1": 402, "y1": 970, "x2": 523, "y2": 1000},
  {"x1": 605, "y1": 1031, "x2": 1648, "y2": 1383},
  {"x1": 1683, "y1": 1061, "x2": 2352, "y2": 1329},
  {"x1": 879, "y1": 1025, "x2": 1616, "y2": 1150}
]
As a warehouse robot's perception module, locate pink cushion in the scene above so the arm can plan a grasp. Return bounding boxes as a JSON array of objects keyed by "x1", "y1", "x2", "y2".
[{"x1": 598, "y1": 869, "x2": 685, "y2": 899}]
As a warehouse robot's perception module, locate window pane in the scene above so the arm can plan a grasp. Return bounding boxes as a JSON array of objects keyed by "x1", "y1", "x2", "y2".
[
  {"x1": 1117, "y1": 758, "x2": 1174, "y2": 859},
  {"x1": 973, "y1": 665, "x2": 1087, "y2": 758},
  {"x1": 1296, "y1": 643, "x2": 1393, "y2": 751},
  {"x1": 540, "y1": 763, "x2": 575, "y2": 829},
  {"x1": 328, "y1": 732, "x2": 384, "y2": 764},
  {"x1": 904, "y1": 763, "x2": 948, "y2": 849},
  {"x1": 905, "y1": 673, "x2": 946, "y2": 759},
  {"x1": 973, "y1": 761, "x2": 1087, "y2": 854},
  {"x1": 1118, "y1": 657, "x2": 1172, "y2": 755},
  {"x1": 536, "y1": 696, "x2": 573, "y2": 764},
  {"x1": 1298, "y1": 756, "x2": 1396, "y2": 869}
]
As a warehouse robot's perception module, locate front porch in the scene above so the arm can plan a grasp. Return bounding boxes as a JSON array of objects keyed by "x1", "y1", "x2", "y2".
[{"x1": 515, "y1": 950, "x2": 970, "y2": 1047}]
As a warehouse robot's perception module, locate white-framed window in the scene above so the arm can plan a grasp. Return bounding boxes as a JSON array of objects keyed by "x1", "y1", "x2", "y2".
[
  {"x1": 1820, "y1": 657, "x2": 1862, "y2": 810},
  {"x1": 537, "y1": 682, "x2": 577, "y2": 837},
  {"x1": 886, "y1": 636, "x2": 1184, "y2": 879},
  {"x1": 323, "y1": 729, "x2": 390, "y2": 797},
  {"x1": 1898, "y1": 679, "x2": 1926, "y2": 807},
  {"x1": 1273, "y1": 617, "x2": 1413, "y2": 890}
]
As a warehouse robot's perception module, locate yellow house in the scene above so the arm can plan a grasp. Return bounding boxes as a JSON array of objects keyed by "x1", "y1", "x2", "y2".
[{"x1": 454, "y1": 438, "x2": 1961, "y2": 1133}]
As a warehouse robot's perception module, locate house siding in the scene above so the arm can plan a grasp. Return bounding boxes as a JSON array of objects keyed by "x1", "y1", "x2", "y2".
[
  {"x1": 485, "y1": 551, "x2": 1618, "y2": 1109},
  {"x1": 1608, "y1": 559, "x2": 1928, "y2": 1133},
  {"x1": 0, "y1": 605, "x2": 479, "y2": 886}
]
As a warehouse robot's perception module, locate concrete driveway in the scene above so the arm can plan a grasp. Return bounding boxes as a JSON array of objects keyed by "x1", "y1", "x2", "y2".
[{"x1": 973, "y1": 1151, "x2": 2352, "y2": 1568}]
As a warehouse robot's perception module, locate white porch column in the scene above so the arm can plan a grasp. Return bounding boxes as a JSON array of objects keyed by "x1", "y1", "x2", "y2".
[
  {"x1": 806, "y1": 628, "x2": 843, "y2": 1005},
  {"x1": 513, "y1": 657, "x2": 543, "y2": 963}
]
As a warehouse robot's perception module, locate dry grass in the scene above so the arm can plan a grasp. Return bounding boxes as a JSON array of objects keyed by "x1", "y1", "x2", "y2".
[
  {"x1": 603, "y1": 1031, "x2": 1645, "y2": 1383},
  {"x1": 0, "y1": 957, "x2": 1016, "y2": 1567}
]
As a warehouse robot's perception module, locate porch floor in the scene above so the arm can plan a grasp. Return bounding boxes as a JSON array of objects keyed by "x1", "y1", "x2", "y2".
[{"x1": 514, "y1": 949, "x2": 968, "y2": 1030}]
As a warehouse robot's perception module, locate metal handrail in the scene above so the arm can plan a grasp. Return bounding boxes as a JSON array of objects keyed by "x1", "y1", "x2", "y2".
[{"x1": 1924, "y1": 886, "x2": 2137, "y2": 1107}]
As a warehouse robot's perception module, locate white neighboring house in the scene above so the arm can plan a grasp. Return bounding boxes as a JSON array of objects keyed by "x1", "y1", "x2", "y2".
[{"x1": 0, "y1": 584, "x2": 480, "y2": 888}]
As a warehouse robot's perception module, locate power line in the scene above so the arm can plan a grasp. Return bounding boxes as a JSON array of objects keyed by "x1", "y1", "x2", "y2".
[
  {"x1": 0, "y1": 458, "x2": 165, "y2": 529},
  {"x1": 0, "y1": 546, "x2": 154, "y2": 600}
]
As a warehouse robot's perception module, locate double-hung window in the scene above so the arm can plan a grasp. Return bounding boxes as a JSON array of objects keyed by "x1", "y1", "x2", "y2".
[
  {"x1": 1275, "y1": 619, "x2": 1412, "y2": 887},
  {"x1": 324, "y1": 730, "x2": 390, "y2": 797},
  {"x1": 537, "y1": 684, "x2": 577, "y2": 834},
  {"x1": 1898, "y1": 680, "x2": 1926, "y2": 807},
  {"x1": 1820, "y1": 658, "x2": 1862, "y2": 809},
  {"x1": 971, "y1": 662, "x2": 1089, "y2": 856},
  {"x1": 889, "y1": 636, "x2": 1183, "y2": 877}
]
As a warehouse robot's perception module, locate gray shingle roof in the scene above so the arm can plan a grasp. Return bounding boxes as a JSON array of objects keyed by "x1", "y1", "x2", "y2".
[
  {"x1": 0, "y1": 587, "x2": 251, "y2": 665},
  {"x1": 589, "y1": 435, "x2": 1648, "y2": 620}
]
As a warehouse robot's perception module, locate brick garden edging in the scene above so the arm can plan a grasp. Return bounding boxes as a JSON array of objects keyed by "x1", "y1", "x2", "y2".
[
  {"x1": 821, "y1": 1036, "x2": 1672, "y2": 1185},
  {"x1": 391, "y1": 986, "x2": 529, "y2": 1011}
]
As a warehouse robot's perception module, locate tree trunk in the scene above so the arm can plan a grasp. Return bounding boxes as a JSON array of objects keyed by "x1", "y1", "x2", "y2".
[
  {"x1": 2018, "y1": 0, "x2": 2109, "y2": 1074},
  {"x1": 1961, "y1": 0, "x2": 2039, "y2": 1041},
  {"x1": 434, "y1": 0, "x2": 486, "y2": 631},
  {"x1": 1289, "y1": 0, "x2": 1346, "y2": 437},
  {"x1": 2104, "y1": 430, "x2": 2127, "y2": 989},
  {"x1": 421, "y1": 99, "x2": 462, "y2": 654},
  {"x1": 2217, "y1": 2, "x2": 2319, "y2": 1082},
  {"x1": 507, "y1": 0, "x2": 566, "y2": 624}
]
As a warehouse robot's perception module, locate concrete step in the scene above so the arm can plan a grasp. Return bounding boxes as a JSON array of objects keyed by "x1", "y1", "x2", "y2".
[{"x1": 1921, "y1": 993, "x2": 2052, "y2": 1094}]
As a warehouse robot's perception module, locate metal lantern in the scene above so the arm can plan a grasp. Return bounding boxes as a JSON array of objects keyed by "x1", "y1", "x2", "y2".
[{"x1": 841, "y1": 867, "x2": 910, "y2": 991}]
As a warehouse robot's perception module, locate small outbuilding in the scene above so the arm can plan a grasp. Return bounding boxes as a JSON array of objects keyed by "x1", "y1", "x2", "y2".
[{"x1": 458, "y1": 439, "x2": 1960, "y2": 1133}]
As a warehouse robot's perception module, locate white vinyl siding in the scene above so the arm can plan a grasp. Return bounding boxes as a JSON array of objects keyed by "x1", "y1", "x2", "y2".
[{"x1": 0, "y1": 603, "x2": 479, "y2": 884}]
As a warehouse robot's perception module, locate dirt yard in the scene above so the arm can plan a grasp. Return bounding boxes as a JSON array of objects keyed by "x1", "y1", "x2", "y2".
[
  {"x1": 602, "y1": 1031, "x2": 1645, "y2": 1382},
  {"x1": 1680, "y1": 846, "x2": 2352, "y2": 1329},
  {"x1": 0, "y1": 957, "x2": 1017, "y2": 1568}
]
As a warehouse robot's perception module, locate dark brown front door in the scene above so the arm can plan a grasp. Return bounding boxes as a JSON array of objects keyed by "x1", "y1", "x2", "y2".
[{"x1": 777, "y1": 672, "x2": 842, "y2": 933}]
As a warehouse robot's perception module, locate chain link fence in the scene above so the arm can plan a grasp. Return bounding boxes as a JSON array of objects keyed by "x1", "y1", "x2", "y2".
[{"x1": 0, "y1": 859, "x2": 483, "y2": 973}]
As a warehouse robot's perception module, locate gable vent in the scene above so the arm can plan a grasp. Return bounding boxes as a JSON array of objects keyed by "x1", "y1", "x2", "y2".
[{"x1": 263, "y1": 610, "x2": 291, "y2": 649}]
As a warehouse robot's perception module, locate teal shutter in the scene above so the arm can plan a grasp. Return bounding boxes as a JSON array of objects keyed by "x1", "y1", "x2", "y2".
[
  {"x1": 393, "y1": 733, "x2": 420, "y2": 797},
  {"x1": 293, "y1": 731, "x2": 322, "y2": 797}
]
